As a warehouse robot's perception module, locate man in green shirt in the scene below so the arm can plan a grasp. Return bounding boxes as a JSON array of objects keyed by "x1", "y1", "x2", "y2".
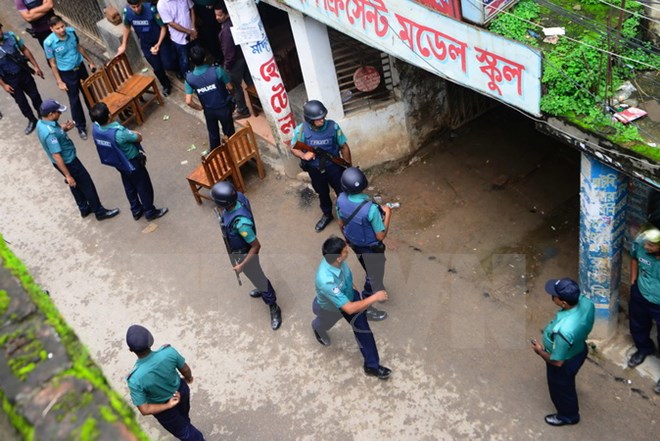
[
  {"x1": 126, "y1": 325, "x2": 205, "y2": 440},
  {"x1": 531, "y1": 278, "x2": 594, "y2": 426}
]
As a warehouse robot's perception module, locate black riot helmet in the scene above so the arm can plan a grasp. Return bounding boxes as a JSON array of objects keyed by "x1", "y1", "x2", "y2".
[
  {"x1": 341, "y1": 167, "x2": 368, "y2": 194},
  {"x1": 211, "y1": 181, "x2": 237, "y2": 208},
  {"x1": 303, "y1": 100, "x2": 328, "y2": 124}
]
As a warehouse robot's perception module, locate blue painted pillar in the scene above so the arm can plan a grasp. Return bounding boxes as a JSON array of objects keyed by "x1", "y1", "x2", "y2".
[{"x1": 579, "y1": 153, "x2": 629, "y2": 339}]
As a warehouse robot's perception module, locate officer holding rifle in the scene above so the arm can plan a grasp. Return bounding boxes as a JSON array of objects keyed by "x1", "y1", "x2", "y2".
[{"x1": 211, "y1": 181, "x2": 282, "y2": 331}]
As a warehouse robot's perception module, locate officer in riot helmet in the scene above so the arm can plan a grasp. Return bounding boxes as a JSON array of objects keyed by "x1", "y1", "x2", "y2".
[
  {"x1": 211, "y1": 181, "x2": 282, "y2": 330},
  {"x1": 291, "y1": 99, "x2": 352, "y2": 232},
  {"x1": 336, "y1": 167, "x2": 391, "y2": 322}
]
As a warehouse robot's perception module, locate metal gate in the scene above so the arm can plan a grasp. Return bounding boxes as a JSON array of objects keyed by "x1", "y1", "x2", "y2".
[{"x1": 54, "y1": 0, "x2": 105, "y2": 42}]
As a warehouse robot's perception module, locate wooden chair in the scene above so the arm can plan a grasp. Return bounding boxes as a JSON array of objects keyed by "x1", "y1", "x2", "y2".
[
  {"x1": 186, "y1": 143, "x2": 245, "y2": 204},
  {"x1": 105, "y1": 53, "x2": 162, "y2": 122},
  {"x1": 226, "y1": 121, "x2": 265, "y2": 187},
  {"x1": 81, "y1": 69, "x2": 142, "y2": 126}
]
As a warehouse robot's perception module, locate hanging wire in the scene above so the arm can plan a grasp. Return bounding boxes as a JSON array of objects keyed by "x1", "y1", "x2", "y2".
[
  {"x1": 630, "y1": 0, "x2": 660, "y2": 14},
  {"x1": 596, "y1": 0, "x2": 660, "y2": 24}
]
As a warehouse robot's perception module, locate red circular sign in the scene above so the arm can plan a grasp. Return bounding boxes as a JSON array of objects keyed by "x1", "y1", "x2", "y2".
[{"x1": 353, "y1": 66, "x2": 381, "y2": 92}]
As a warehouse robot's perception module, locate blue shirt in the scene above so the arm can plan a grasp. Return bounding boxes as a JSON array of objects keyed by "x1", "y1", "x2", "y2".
[
  {"x1": 315, "y1": 259, "x2": 354, "y2": 311},
  {"x1": 542, "y1": 296, "x2": 595, "y2": 361},
  {"x1": 336, "y1": 193, "x2": 385, "y2": 233},
  {"x1": 184, "y1": 65, "x2": 230, "y2": 94},
  {"x1": 44, "y1": 27, "x2": 83, "y2": 71},
  {"x1": 36, "y1": 119, "x2": 77, "y2": 164},
  {"x1": 127, "y1": 345, "x2": 185, "y2": 406},
  {"x1": 93, "y1": 122, "x2": 141, "y2": 159},
  {"x1": 290, "y1": 120, "x2": 348, "y2": 148}
]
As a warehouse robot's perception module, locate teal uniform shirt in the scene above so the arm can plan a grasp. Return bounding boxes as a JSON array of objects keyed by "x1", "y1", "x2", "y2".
[
  {"x1": 123, "y1": 4, "x2": 165, "y2": 27},
  {"x1": 542, "y1": 296, "x2": 595, "y2": 361},
  {"x1": 315, "y1": 259, "x2": 354, "y2": 311},
  {"x1": 631, "y1": 236, "x2": 660, "y2": 304},
  {"x1": 336, "y1": 193, "x2": 385, "y2": 233},
  {"x1": 127, "y1": 345, "x2": 185, "y2": 406},
  {"x1": 44, "y1": 27, "x2": 83, "y2": 71},
  {"x1": 94, "y1": 122, "x2": 141, "y2": 159},
  {"x1": 290, "y1": 120, "x2": 348, "y2": 147},
  {"x1": 227, "y1": 201, "x2": 256, "y2": 244},
  {"x1": 184, "y1": 65, "x2": 231, "y2": 94},
  {"x1": 36, "y1": 119, "x2": 77, "y2": 164}
]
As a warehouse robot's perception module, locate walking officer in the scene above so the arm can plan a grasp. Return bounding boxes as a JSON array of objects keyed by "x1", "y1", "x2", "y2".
[
  {"x1": 211, "y1": 181, "x2": 282, "y2": 330},
  {"x1": 0, "y1": 23, "x2": 44, "y2": 135},
  {"x1": 290, "y1": 100, "x2": 352, "y2": 232},
  {"x1": 337, "y1": 167, "x2": 390, "y2": 321},
  {"x1": 116, "y1": 0, "x2": 175, "y2": 96},
  {"x1": 184, "y1": 45, "x2": 235, "y2": 150}
]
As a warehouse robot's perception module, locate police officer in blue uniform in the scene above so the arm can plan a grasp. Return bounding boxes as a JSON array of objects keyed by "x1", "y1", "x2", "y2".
[
  {"x1": 185, "y1": 45, "x2": 235, "y2": 151},
  {"x1": 117, "y1": 0, "x2": 175, "y2": 96},
  {"x1": 337, "y1": 167, "x2": 391, "y2": 321},
  {"x1": 312, "y1": 235, "x2": 391, "y2": 379},
  {"x1": 291, "y1": 100, "x2": 353, "y2": 232},
  {"x1": 44, "y1": 15, "x2": 96, "y2": 140},
  {"x1": 211, "y1": 181, "x2": 282, "y2": 330},
  {"x1": 36, "y1": 99, "x2": 120, "y2": 221},
  {"x1": 0, "y1": 23, "x2": 44, "y2": 135},
  {"x1": 90, "y1": 102, "x2": 168, "y2": 221}
]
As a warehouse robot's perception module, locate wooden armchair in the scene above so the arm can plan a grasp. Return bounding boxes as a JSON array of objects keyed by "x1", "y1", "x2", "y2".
[
  {"x1": 226, "y1": 121, "x2": 265, "y2": 186},
  {"x1": 105, "y1": 53, "x2": 162, "y2": 122},
  {"x1": 186, "y1": 143, "x2": 245, "y2": 204},
  {"x1": 81, "y1": 69, "x2": 142, "y2": 126}
]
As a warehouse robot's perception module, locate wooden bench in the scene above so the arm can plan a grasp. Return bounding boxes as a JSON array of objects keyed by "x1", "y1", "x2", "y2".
[{"x1": 186, "y1": 143, "x2": 244, "y2": 205}]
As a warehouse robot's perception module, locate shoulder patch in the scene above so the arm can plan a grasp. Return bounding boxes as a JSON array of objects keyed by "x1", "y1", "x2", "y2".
[
  {"x1": 240, "y1": 231, "x2": 248, "y2": 237},
  {"x1": 332, "y1": 287, "x2": 340, "y2": 294}
]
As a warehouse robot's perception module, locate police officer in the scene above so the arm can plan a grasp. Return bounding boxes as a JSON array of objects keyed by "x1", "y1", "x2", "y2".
[
  {"x1": 15, "y1": 0, "x2": 55, "y2": 49},
  {"x1": 211, "y1": 181, "x2": 282, "y2": 330},
  {"x1": 290, "y1": 100, "x2": 352, "y2": 232},
  {"x1": 312, "y1": 235, "x2": 391, "y2": 379},
  {"x1": 36, "y1": 99, "x2": 120, "y2": 221},
  {"x1": 337, "y1": 167, "x2": 390, "y2": 321},
  {"x1": 125, "y1": 325, "x2": 205, "y2": 441},
  {"x1": 0, "y1": 23, "x2": 44, "y2": 135},
  {"x1": 116, "y1": 0, "x2": 174, "y2": 96},
  {"x1": 531, "y1": 278, "x2": 595, "y2": 426},
  {"x1": 44, "y1": 15, "x2": 96, "y2": 140},
  {"x1": 185, "y1": 45, "x2": 235, "y2": 150},
  {"x1": 90, "y1": 102, "x2": 168, "y2": 221}
]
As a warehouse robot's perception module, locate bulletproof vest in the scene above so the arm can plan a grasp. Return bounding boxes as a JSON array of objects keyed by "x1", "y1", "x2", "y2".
[
  {"x1": 23, "y1": 0, "x2": 55, "y2": 28},
  {"x1": 92, "y1": 124, "x2": 135, "y2": 173},
  {"x1": 0, "y1": 33, "x2": 27, "y2": 77},
  {"x1": 337, "y1": 193, "x2": 379, "y2": 247},
  {"x1": 124, "y1": 3, "x2": 161, "y2": 46},
  {"x1": 222, "y1": 193, "x2": 256, "y2": 251},
  {"x1": 186, "y1": 67, "x2": 229, "y2": 110},
  {"x1": 302, "y1": 120, "x2": 339, "y2": 169}
]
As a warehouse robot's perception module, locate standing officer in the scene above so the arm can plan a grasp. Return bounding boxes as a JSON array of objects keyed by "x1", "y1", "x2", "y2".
[
  {"x1": 0, "y1": 23, "x2": 44, "y2": 135},
  {"x1": 90, "y1": 102, "x2": 168, "y2": 221},
  {"x1": 215, "y1": 4, "x2": 251, "y2": 120},
  {"x1": 290, "y1": 100, "x2": 352, "y2": 232},
  {"x1": 36, "y1": 99, "x2": 120, "y2": 220},
  {"x1": 192, "y1": 0, "x2": 222, "y2": 65},
  {"x1": 14, "y1": 0, "x2": 55, "y2": 49},
  {"x1": 313, "y1": 235, "x2": 391, "y2": 379},
  {"x1": 185, "y1": 45, "x2": 234, "y2": 150},
  {"x1": 125, "y1": 324, "x2": 205, "y2": 441},
  {"x1": 116, "y1": 0, "x2": 174, "y2": 97},
  {"x1": 211, "y1": 181, "x2": 282, "y2": 330},
  {"x1": 337, "y1": 167, "x2": 390, "y2": 322},
  {"x1": 531, "y1": 278, "x2": 594, "y2": 426},
  {"x1": 44, "y1": 15, "x2": 96, "y2": 140}
]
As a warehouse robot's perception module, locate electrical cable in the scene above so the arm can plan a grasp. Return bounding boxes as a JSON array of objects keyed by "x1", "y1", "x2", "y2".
[{"x1": 596, "y1": 0, "x2": 660, "y2": 24}]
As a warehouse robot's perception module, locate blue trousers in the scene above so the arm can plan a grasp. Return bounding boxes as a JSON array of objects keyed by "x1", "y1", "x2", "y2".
[
  {"x1": 53, "y1": 157, "x2": 105, "y2": 215},
  {"x1": 629, "y1": 282, "x2": 660, "y2": 355},
  {"x1": 58, "y1": 64, "x2": 89, "y2": 129},
  {"x1": 153, "y1": 381, "x2": 205, "y2": 441},
  {"x1": 140, "y1": 41, "x2": 173, "y2": 90},
  {"x1": 546, "y1": 345, "x2": 588, "y2": 423},
  {"x1": 203, "y1": 106, "x2": 234, "y2": 150},
  {"x1": 308, "y1": 163, "x2": 344, "y2": 216},
  {"x1": 350, "y1": 243, "x2": 386, "y2": 297},
  {"x1": 3, "y1": 72, "x2": 42, "y2": 122},
  {"x1": 312, "y1": 290, "x2": 380, "y2": 370},
  {"x1": 232, "y1": 253, "x2": 277, "y2": 306},
  {"x1": 172, "y1": 41, "x2": 190, "y2": 78},
  {"x1": 118, "y1": 156, "x2": 157, "y2": 218}
]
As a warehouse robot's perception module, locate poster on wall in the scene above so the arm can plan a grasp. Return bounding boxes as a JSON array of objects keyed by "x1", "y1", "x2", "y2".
[
  {"x1": 461, "y1": 0, "x2": 520, "y2": 25},
  {"x1": 413, "y1": 0, "x2": 462, "y2": 20}
]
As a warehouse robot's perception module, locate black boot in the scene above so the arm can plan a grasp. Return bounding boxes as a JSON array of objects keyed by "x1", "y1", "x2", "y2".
[{"x1": 270, "y1": 304, "x2": 282, "y2": 330}]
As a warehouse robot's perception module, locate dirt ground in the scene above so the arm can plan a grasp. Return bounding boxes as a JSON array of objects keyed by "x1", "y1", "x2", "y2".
[{"x1": 0, "y1": 9, "x2": 658, "y2": 440}]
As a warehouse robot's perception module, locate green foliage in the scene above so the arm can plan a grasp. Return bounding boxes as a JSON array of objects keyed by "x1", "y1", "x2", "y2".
[
  {"x1": 1, "y1": 389, "x2": 34, "y2": 441},
  {"x1": 488, "y1": 0, "x2": 540, "y2": 43},
  {"x1": 0, "y1": 290, "x2": 9, "y2": 315},
  {"x1": 71, "y1": 417, "x2": 99, "y2": 441}
]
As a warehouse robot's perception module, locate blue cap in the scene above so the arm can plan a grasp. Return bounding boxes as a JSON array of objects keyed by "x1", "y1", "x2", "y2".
[
  {"x1": 544, "y1": 278, "x2": 580, "y2": 304},
  {"x1": 126, "y1": 325, "x2": 154, "y2": 352},
  {"x1": 40, "y1": 99, "x2": 67, "y2": 116}
]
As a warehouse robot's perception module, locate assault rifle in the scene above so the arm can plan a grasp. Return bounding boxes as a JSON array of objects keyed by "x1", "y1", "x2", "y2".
[
  {"x1": 213, "y1": 207, "x2": 242, "y2": 286},
  {"x1": 293, "y1": 141, "x2": 350, "y2": 169}
]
